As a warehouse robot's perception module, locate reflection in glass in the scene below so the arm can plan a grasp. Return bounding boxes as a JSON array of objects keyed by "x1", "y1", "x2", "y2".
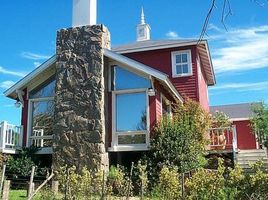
[
  {"x1": 111, "y1": 66, "x2": 150, "y2": 90},
  {"x1": 118, "y1": 134, "x2": 146, "y2": 145},
  {"x1": 31, "y1": 100, "x2": 54, "y2": 147},
  {"x1": 116, "y1": 92, "x2": 147, "y2": 132},
  {"x1": 30, "y1": 78, "x2": 56, "y2": 98}
]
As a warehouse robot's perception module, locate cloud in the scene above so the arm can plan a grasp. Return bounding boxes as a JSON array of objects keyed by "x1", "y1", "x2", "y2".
[
  {"x1": 0, "y1": 66, "x2": 26, "y2": 77},
  {"x1": 210, "y1": 81, "x2": 268, "y2": 92},
  {"x1": 21, "y1": 52, "x2": 50, "y2": 60},
  {"x1": 208, "y1": 25, "x2": 268, "y2": 73},
  {"x1": 34, "y1": 62, "x2": 41, "y2": 68},
  {"x1": 166, "y1": 31, "x2": 180, "y2": 39},
  {"x1": 0, "y1": 81, "x2": 15, "y2": 89}
]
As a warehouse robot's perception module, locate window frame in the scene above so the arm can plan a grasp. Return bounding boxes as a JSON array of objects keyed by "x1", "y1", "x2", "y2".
[
  {"x1": 109, "y1": 64, "x2": 151, "y2": 151},
  {"x1": 171, "y1": 50, "x2": 193, "y2": 77},
  {"x1": 26, "y1": 77, "x2": 55, "y2": 154}
]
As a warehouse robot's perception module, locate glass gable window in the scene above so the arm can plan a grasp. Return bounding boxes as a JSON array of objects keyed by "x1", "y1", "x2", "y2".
[
  {"x1": 29, "y1": 77, "x2": 55, "y2": 148},
  {"x1": 111, "y1": 65, "x2": 150, "y2": 148},
  {"x1": 171, "y1": 50, "x2": 192, "y2": 77}
]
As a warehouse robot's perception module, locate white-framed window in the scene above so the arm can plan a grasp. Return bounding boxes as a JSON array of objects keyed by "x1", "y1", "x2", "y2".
[
  {"x1": 110, "y1": 65, "x2": 151, "y2": 151},
  {"x1": 171, "y1": 50, "x2": 192, "y2": 77},
  {"x1": 27, "y1": 77, "x2": 55, "y2": 150},
  {"x1": 161, "y1": 94, "x2": 172, "y2": 117}
]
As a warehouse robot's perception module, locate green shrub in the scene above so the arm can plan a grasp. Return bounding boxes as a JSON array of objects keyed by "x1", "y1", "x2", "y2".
[
  {"x1": 185, "y1": 159, "x2": 226, "y2": 200},
  {"x1": 7, "y1": 156, "x2": 35, "y2": 177},
  {"x1": 145, "y1": 99, "x2": 210, "y2": 185},
  {"x1": 107, "y1": 165, "x2": 130, "y2": 196}
]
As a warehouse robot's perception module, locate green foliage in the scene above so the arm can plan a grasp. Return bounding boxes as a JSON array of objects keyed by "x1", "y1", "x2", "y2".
[
  {"x1": 152, "y1": 166, "x2": 181, "y2": 200},
  {"x1": 107, "y1": 165, "x2": 131, "y2": 196},
  {"x1": 185, "y1": 159, "x2": 226, "y2": 200},
  {"x1": 146, "y1": 98, "x2": 210, "y2": 182},
  {"x1": 251, "y1": 102, "x2": 268, "y2": 148},
  {"x1": 211, "y1": 110, "x2": 231, "y2": 128},
  {"x1": 7, "y1": 156, "x2": 35, "y2": 177},
  {"x1": 56, "y1": 165, "x2": 98, "y2": 199}
]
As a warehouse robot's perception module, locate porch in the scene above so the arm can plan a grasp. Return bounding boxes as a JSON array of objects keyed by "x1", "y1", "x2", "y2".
[
  {"x1": 207, "y1": 126, "x2": 238, "y2": 154},
  {"x1": 0, "y1": 121, "x2": 23, "y2": 154}
]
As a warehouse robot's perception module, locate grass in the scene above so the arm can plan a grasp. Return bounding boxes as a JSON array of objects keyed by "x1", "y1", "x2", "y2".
[{"x1": 9, "y1": 190, "x2": 27, "y2": 200}]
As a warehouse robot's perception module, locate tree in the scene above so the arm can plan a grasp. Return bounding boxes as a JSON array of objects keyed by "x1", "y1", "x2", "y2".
[
  {"x1": 250, "y1": 102, "x2": 268, "y2": 148},
  {"x1": 145, "y1": 98, "x2": 211, "y2": 183}
]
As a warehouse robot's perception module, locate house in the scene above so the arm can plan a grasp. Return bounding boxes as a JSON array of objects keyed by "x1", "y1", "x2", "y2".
[
  {"x1": 2, "y1": 0, "x2": 217, "y2": 170},
  {"x1": 210, "y1": 103, "x2": 268, "y2": 169}
]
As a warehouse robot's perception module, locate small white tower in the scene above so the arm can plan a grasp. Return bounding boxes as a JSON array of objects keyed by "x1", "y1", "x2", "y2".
[{"x1": 137, "y1": 7, "x2": 151, "y2": 41}]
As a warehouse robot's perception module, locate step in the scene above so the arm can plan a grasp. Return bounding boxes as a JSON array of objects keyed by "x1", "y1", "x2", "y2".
[
  {"x1": 237, "y1": 160, "x2": 268, "y2": 165},
  {"x1": 238, "y1": 149, "x2": 266, "y2": 153}
]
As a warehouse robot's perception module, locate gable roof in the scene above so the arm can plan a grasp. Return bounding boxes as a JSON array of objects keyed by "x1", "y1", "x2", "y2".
[
  {"x1": 210, "y1": 103, "x2": 261, "y2": 120},
  {"x1": 112, "y1": 39, "x2": 215, "y2": 86},
  {"x1": 4, "y1": 49, "x2": 183, "y2": 102}
]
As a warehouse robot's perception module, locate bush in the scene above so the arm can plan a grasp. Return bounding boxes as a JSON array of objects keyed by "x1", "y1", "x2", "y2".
[
  {"x1": 145, "y1": 99, "x2": 210, "y2": 184},
  {"x1": 7, "y1": 156, "x2": 35, "y2": 177},
  {"x1": 152, "y1": 166, "x2": 181, "y2": 200},
  {"x1": 185, "y1": 159, "x2": 226, "y2": 200},
  {"x1": 107, "y1": 165, "x2": 131, "y2": 196}
]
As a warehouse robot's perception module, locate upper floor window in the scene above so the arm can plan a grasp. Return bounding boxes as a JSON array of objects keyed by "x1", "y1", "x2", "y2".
[{"x1": 171, "y1": 50, "x2": 192, "y2": 77}]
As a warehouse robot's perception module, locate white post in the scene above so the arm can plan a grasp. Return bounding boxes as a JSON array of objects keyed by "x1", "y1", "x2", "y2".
[
  {"x1": 1, "y1": 121, "x2": 7, "y2": 150},
  {"x1": 72, "y1": 0, "x2": 97, "y2": 27}
]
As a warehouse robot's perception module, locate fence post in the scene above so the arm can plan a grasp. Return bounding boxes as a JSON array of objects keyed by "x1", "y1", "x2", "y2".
[
  {"x1": 2, "y1": 180, "x2": 10, "y2": 200},
  {"x1": 52, "y1": 181, "x2": 59, "y2": 195},
  {"x1": 126, "y1": 162, "x2": 134, "y2": 200},
  {"x1": 0, "y1": 164, "x2": 6, "y2": 197},
  {"x1": 181, "y1": 172, "x2": 185, "y2": 199},
  {"x1": 28, "y1": 166, "x2": 35, "y2": 198}
]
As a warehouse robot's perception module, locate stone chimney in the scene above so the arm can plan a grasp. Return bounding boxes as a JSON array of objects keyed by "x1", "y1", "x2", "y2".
[{"x1": 53, "y1": 0, "x2": 110, "y2": 172}]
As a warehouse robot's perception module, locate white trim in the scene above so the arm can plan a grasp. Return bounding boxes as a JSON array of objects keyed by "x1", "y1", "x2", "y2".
[
  {"x1": 4, "y1": 56, "x2": 56, "y2": 97},
  {"x1": 171, "y1": 50, "x2": 192, "y2": 78},
  {"x1": 108, "y1": 145, "x2": 148, "y2": 152},
  {"x1": 104, "y1": 49, "x2": 183, "y2": 102},
  {"x1": 230, "y1": 118, "x2": 250, "y2": 121},
  {"x1": 113, "y1": 40, "x2": 206, "y2": 54},
  {"x1": 111, "y1": 88, "x2": 150, "y2": 149}
]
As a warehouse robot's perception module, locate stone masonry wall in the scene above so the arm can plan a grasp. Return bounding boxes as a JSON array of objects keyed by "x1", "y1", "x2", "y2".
[{"x1": 53, "y1": 25, "x2": 110, "y2": 172}]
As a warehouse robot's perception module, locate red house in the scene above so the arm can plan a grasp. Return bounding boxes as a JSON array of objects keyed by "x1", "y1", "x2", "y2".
[{"x1": 2, "y1": 3, "x2": 215, "y2": 166}]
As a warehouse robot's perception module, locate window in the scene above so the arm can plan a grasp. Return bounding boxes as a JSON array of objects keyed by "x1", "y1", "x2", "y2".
[
  {"x1": 28, "y1": 77, "x2": 55, "y2": 148},
  {"x1": 171, "y1": 50, "x2": 192, "y2": 77},
  {"x1": 110, "y1": 66, "x2": 151, "y2": 149},
  {"x1": 161, "y1": 94, "x2": 172, "y2": 117}
]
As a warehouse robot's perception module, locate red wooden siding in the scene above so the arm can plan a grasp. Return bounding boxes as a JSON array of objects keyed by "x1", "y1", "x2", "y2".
[
  {"x1": 124, "y1": 46, "x2": 199, "y2": 102},
  {"x1": 21, "y1": 88, "x2": 28, "y2": 146},
  {"x1": 233, "y1": 120, "x2": 257, "y2": 150},
  {"x1": 197, "y1": 55, "x2": 209, "y2": 111}
]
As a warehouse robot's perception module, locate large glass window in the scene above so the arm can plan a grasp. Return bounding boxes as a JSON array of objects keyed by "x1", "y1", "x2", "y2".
[
  {"x1": 111, "y1": 66, "x2": 150, "y2": 148},
  {"x1": 29, "y1": 77, "x2": 55, "y2": 148},
  {"x1": 171, "y1": 50, "x2": 192, "y2": 77}
]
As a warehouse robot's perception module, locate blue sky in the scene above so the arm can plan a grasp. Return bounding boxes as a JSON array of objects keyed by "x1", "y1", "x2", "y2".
[{"x1": 1, "y1": 0, "x2": 268, "y2": 125}]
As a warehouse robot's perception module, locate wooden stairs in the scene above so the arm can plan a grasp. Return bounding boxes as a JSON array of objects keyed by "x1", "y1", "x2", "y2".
[{"x1": 236, "y1": 149, "x2": 268, "y2": 171}]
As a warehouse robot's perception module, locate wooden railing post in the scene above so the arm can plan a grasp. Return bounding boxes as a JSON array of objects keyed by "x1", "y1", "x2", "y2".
[{"x1": 1, "y1": 121, "x2": 7, "y2": 150}]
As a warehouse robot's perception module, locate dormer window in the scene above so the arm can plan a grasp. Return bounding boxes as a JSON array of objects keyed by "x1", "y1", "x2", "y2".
[{"x1": 171, "y1": 50, "x2": 192, "y2": 77}]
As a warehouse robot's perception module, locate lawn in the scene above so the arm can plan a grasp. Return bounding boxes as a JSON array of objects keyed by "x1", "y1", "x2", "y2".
[{"x1": 9, "y1": 190, "x2": 27, "y2": 200}]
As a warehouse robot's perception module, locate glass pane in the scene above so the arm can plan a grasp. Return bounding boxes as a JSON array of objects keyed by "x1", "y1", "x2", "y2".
[
  {"x1": 176, "y1": 65, "x2": 182, "y2": 74},
  {"x1": 182, "y1": 64, "x2": 189, "y2": 73},
  {"x1": 182, "y1": 53, "x2": 188, "y2": 63},
  {"x1": 118, "y1": 134, "x2": 146, "y2": 145},
  {"x1": 176, "y1": 54, "x2": 182, "y2": 63},
  {"x1": 112, "y1": 66, "x2": 151, "y2": 90},
  {"x1": 31, "y1": 100, "x2": 54, "y2": 136},
  {"x1": 30, "y1": 78, "x2": 56, "y2": 98},
  {"x1": 116, "y1": 92, "x2": 147, "y2": 132}
]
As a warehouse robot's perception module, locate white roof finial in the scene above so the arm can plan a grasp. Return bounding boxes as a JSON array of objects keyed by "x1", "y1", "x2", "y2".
[{"x1": 141, "y1": 7, "x2": 145, "y2": 24}]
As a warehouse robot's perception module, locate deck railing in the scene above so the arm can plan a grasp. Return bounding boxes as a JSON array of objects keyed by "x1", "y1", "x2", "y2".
[
  {"x1": 208, "y1": 125, "x2": 237, "y2": 152},
  {"x1": 0, "y1": 121, "x2": 23, "y2": 153}
]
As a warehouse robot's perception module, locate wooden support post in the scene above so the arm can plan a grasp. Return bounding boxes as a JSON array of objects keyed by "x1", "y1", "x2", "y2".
[
  {"x1": 0, "y1": 164, "x2": 6, "y2": 197},
  {"x1": 52, "y1": 181, "x2": 59, "y2": 195},
  {"x1": 28, "y1": 166, "x2": 35, "y2": 198},
  {"x1": 2, "y1": 180, "x2": 10, "y2": 200}
]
